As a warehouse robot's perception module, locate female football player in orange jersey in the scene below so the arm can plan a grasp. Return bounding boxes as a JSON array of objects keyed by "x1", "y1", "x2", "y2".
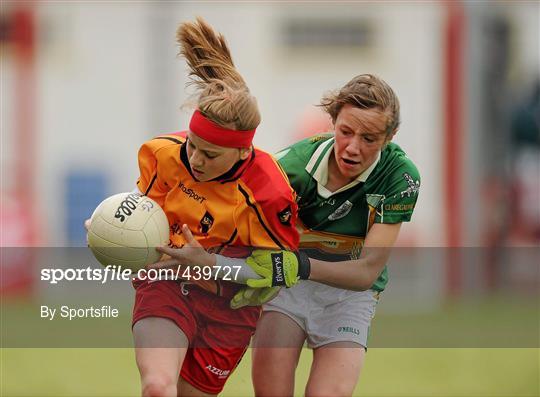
[{"x1": 128, "y1": 18, "x2": 298, "y2": 397}]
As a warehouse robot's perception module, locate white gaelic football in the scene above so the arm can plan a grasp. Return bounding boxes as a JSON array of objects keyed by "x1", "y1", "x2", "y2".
[{"x1": 87, "y1": 192, "x2": 169, "y2": 271}]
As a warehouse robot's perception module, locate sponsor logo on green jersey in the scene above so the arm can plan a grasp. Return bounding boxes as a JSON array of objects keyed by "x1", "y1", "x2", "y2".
[{"x1": 384, "y1": 203, "x2": 415, "y2": 211}]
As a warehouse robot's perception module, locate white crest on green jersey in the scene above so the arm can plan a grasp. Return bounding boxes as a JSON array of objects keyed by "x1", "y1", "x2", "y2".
[{"x1": 328, "y1": 200, "x2": 353, "y2": 221}]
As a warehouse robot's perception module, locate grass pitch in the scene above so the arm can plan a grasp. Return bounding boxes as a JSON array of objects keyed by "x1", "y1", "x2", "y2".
[{"x1": 2, "y1": 348, "x2": 538, "y2": 396}]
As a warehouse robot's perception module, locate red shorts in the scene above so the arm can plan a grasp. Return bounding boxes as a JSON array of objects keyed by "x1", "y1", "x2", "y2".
[{"x1": 132, "y1": 279, "x2": 260, "y2": 394}]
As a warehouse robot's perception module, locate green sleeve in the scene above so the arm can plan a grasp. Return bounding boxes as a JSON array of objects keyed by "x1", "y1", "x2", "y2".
[
  {"x1": 276, "y1": 147, "x2": 302, "y2": 192},
  {"x1": 276, "y1": 136, "x2": 328, "y2": 194},
  {"x1": 376, "y1": 159, "x2": 420, "y2": 224}
]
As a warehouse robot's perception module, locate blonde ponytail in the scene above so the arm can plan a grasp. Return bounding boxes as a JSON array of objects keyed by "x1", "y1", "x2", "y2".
[{"x1": 177, "y1": 18, "x2": 261, "y2": 131}]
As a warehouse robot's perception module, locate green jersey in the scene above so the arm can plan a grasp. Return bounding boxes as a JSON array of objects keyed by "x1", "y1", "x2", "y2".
[{"x1": 277, "y1": 134, "x2": 420, "y2": 292}]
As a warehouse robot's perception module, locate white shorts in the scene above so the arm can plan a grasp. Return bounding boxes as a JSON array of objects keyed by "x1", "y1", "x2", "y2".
[{"x1": 263, "y1": 280, "x2": 380, "y2": 349}]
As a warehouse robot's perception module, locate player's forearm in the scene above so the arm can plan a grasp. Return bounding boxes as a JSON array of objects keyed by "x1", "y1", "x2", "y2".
[
  {"x1": 308, "y1": 248, "x2": 391, "y2": 291},
  {"x1": 213, "y1": 255, "x2": 261, "y2": 283}
]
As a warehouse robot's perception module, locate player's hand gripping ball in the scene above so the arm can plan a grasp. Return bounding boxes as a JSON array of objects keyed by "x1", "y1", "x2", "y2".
[{"x1": 87, "y1": 192, "x2": 169, "y2": 272}]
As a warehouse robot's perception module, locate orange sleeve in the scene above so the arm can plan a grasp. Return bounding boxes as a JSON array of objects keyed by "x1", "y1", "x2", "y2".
[
  {"x1": 235, "y1": 149, "x2": 299, "y2": 251},
  {"x1": 236, "y1": 182, "x2": 299, "y2": 251},
  {"x1": 136, "y1": 135, "x2": 183, "y2": 207}
]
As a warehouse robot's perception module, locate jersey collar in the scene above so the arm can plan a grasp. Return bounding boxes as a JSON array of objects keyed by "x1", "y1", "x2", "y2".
[{"x1": 305, "y1": 137, "x2": 381, "y2": 197}]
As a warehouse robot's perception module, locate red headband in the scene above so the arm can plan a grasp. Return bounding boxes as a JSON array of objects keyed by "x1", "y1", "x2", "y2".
[{"x1": 189, "y1": 110, "x2": 256, "y2": 148}]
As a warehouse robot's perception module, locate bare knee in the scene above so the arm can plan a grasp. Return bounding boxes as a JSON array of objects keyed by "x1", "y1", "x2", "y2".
[
  {"x1": 252, "y1": 312, "x2": 306, "y2": 396},
  {"x1": 252, "y1": 348, "x2": 298, "y2": 396},
  {"x1": 253, "y1": 367, "x2": 295, "y2": 396},
  {"x1": 305, "y1": 344, "x2": 364, "y2": 397},
  {"x1": 142, "y1": 374, "x2": 177, "y2": 397}
]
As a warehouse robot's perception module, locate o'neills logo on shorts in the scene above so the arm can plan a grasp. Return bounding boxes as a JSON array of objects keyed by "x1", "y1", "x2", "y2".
[
  {"x1": 178, "y1": 182, "x2": 206, "y2": 204},
  {"x1": 338, "y1": 326, "x2": 360, "y2": 335}
]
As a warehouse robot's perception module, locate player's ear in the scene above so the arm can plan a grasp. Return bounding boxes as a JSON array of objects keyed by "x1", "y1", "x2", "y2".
[
  {"x1": 239, "y1": 147, "x2": 252, "y2": 160},
  {"x1": 385, "y1": 128, "x2": 397, "y2": 143},
  {"x1": 382, "y1": 129, "x2": 397, "y2": 150}
]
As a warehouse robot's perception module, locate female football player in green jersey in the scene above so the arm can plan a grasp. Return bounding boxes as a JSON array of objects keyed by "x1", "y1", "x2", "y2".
[
  {"x1": 240, "y1": 74, "x2": 420, "y2": 396},
  {"x1": 164, "y1": 74, "x2": 420, "y2": 396}
]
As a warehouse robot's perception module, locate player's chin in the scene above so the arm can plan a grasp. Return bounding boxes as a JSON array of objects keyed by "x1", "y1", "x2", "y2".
[
  {"x1": 338, "y1": 161, "x2": 362, "y2": 177},
  {"x1": 193, "y1": 170, "x2": 216, "y2": 181},
  {"x1": 196, "y1": 171, "x2": 222, "y2": 182}
]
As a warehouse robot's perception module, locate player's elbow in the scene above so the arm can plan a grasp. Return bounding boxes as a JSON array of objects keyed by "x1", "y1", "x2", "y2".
[
  {"x1": 342, "y1": 272, "x2": 373, "y2": 291},
  {"x1": 350, "y1": 258, "x2": 384, "y2": 291},
  {"x1": 350, "y1": 278, "x2": 373, "y2": 292}
]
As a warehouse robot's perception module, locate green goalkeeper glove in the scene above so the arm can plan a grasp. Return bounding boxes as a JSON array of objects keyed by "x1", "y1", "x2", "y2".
[
  {"x1": 230, "y1": 286, "x2": 281, "y2": 309},
  {"x1": 245, "y1": 250, "x2": 311, "y2": 288}
]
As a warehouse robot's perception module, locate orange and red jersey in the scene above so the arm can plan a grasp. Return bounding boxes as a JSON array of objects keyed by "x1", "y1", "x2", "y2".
[{"x1": 136, "y1": 132, "x2": 299, "y2": 297}]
